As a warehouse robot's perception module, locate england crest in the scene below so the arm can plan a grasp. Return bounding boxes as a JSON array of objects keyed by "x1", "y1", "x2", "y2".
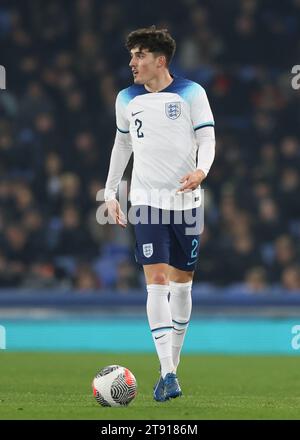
[
  {"x1": 165, "y1": 102, "x2": 181, "y2": 120},
  {"x1": 143, "y1": 243, "x2": 153, "y2": 258}
]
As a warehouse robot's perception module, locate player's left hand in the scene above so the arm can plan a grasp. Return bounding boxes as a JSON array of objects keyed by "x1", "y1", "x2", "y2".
[{"x1": 177, "y1": 169, "x2": 206, "y2": 193}]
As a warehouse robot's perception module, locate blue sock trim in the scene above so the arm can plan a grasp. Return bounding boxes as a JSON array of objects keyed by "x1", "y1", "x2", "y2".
[
  {"x1": 172, "y1": 319, "x2": 189, "y2": 326},
  {"x1": 151, "y1": 326, "x2": 173, "y2": 333}
]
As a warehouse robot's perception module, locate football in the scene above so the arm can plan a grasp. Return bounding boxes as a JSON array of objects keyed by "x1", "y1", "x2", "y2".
[{"x1": 92, "y1": 365, "x2": 137, "y2": 407}]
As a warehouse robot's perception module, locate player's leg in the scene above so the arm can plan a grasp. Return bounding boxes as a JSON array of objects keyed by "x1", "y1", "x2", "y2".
[
  {"x1": 145, "y1": 260, "x2": 182, "y2": 401},
  {"x1": 133, "y1": 206, "x2": 175, "y2": 400},
  {"x1": 143, "y1": 263, "x2": 170, "y2": 285},
  {"x1": 143, "y1": 263, "x2": 175, "y2": 382},
  {"x1": 169, "y1": 207, "x2": 201, "y2": 376},
  {"x1": 169, "y1": 266, "x2": 194, "y2": 373}
]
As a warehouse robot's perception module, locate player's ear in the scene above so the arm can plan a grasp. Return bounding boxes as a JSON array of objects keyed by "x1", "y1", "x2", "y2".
[{"x1": 157, "y1": 55, "x2": 166, "y2": 68}]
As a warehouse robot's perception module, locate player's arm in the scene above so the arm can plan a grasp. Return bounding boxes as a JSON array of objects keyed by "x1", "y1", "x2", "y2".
[
  {"x1": 178, "y1": 126, "x2": 215, "y2": 191},
  {"x1": 104, "y1": 91, "x2": 132, "y2": 227},
  {"x1": 178, "y1": 86, "x2": 215, "y2": 192},
  {"x1": 104, "y1": 131, "x2": 132, "y2": 228}
]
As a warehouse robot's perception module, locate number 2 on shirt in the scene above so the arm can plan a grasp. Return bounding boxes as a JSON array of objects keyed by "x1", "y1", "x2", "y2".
[{"x1": 135, "y1": 118, "x2": 144, "y2": 138}]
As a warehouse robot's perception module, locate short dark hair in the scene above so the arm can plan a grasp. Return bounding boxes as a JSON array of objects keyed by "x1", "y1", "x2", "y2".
[{"x1": 126, "y1": 25, "x2": 176, "y2": 66}]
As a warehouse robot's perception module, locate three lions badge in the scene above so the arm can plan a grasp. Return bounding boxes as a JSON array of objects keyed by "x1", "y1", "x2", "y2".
[
  {"x1": 165, "y1": 102, "x2": 181, "y2": 120},
  {"x1": 143, "y1": 243, "x2": 153, "y2": 258}
]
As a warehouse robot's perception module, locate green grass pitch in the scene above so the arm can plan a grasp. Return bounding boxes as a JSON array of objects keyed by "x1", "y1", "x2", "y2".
[{"x1": 0, "y1": 352, "x2": 300, "y2": 420}]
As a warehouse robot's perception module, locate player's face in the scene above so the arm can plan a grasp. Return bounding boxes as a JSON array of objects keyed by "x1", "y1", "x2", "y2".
[{"x1": 129, "y1": 48, "x2": 161, "y2": 84}]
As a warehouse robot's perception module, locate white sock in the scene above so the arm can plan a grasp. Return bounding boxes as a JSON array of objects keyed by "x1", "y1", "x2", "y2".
[
  {"x1": 169, "y1": 280, "x2": 192, "y2": 372},
  {"x1": 146, "y1": 284, "x2": 174, "y2": 378}
]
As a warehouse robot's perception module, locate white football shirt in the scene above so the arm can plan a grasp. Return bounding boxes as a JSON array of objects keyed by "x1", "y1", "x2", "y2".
[{"x1": 115, "y1": 76, "x2": 214, "y2": 210}]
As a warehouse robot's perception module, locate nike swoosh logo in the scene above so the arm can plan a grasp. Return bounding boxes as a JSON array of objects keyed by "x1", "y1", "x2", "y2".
[
  {"x1": 187, "y1": 259, "x2": 197, "y2": 266},
  {"x1": 154, "y1": 334, "x2": 166, "y2": 340},
  {"x1": 131, "y1": 110, "x2": 144, "y2": 117}
]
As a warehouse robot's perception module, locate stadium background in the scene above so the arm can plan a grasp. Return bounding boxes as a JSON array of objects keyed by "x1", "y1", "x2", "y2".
[{"x1": 0, "y1": 0, "x2": 300, "y2": 418}]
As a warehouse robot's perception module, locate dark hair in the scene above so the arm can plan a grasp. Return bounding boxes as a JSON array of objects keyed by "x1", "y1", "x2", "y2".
[{"x1": 126, "y1": 25, "x2": 176, "y2": 66}]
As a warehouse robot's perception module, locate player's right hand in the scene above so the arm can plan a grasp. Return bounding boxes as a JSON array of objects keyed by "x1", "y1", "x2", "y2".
[{"x1": 105, "y1": 199, "x2": 127, "y2": 228}]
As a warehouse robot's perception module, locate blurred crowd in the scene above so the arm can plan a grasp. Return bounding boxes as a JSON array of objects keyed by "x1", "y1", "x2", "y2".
[{"x1": 0, "y1": 0, "x2": 299, "y2": 292}]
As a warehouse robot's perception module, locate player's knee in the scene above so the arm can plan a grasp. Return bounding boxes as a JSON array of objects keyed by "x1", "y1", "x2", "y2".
[
  {"x1": 150, "y1": 272, "x2": 169, "y2": 285},
  {"x1": 171, "y1": 271, "x2": 194, "y2": 283}
]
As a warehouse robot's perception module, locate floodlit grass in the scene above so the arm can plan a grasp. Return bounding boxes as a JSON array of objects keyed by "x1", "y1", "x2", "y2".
[{"x1": 0, "y1": 352, "x2": 300, "y2": 419}]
